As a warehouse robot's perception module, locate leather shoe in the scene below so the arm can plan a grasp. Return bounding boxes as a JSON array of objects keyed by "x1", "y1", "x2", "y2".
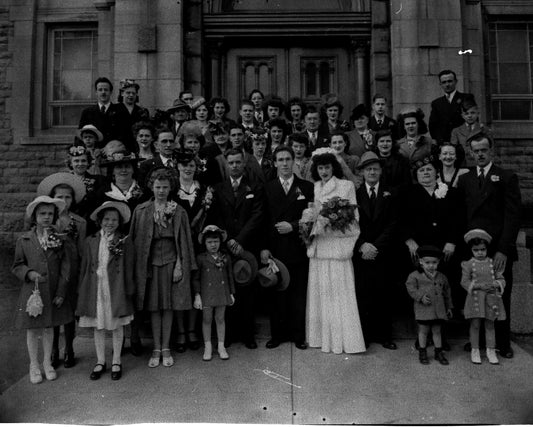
[
  {"x1": 111, "y1": 364, "x2": 122, "y2": 380},
  {"x1": 130, "y1": 340, "x2": 144, "y2": 357},
  {"x1": 90, "y1": 363, "x2": 106, "y2": 380},
  {"x1": 442, "y1": 340, "x2": 451, "y2": 352},
  {"x1": 51, "y1": 348, "x2": 60, "y2": 369},
  {"x1": 295, "y1": 341, "x2": 307, "y2": 350},
  {"x1": 382, "y1": 341, "x2": 397, "y2": 350},
  {"x1": 498, "y1": 347, "x2": 514, "y2": 359},
  {"x1": 188, "y1": 340, "x2": 201, "y2": 351},
  {"x1": 63, "y1": 351, "x2": 76, "y2": 368},
  {"x1": 245, "y1": 340, "x2": 258, "y2": 349},
  {"x1": 175, "y1": 342, "x2": 187, "y2": 353},
  {"x1": 266, "y1": 339, "x2": 281, "y2": 349}
]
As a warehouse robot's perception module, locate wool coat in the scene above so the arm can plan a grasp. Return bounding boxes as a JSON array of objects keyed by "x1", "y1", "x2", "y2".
[
  {"x1": 76, "y1": 232, "x2": 135, "y2": 318},
  {"x1": 405, "y1": 270, "x2": 453, "y2": 321},
  {"x1": 193, "y1": 252, "x2": 235, "y2": 307},
  {"x1": 12, "y1": 228, "x2": 73, "y2": 329},
  {"x1": 130, "y1": 200, "x2": 197, "y2": 311}
]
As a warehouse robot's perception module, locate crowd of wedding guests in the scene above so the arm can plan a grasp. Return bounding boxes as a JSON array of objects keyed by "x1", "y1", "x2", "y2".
[{"x1": 12, "y1": 70, "x2": 522, "y2": 384}]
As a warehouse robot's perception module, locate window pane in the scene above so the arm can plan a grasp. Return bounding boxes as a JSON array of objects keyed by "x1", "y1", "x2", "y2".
[
  {"x1": 499, "y1": 63, "x2": 530, "y2": 93},
  {"x1": 305, "y1": 63, "x2": 317, "y2": 96},
  {"x1": 319, "y1": 62, "x2": 330, "y2": 95},
  {"x1": 491, "y1": 101, "x2": 500, "y2": 120},
  {"x1": 52, "y1": 105, "x2": 90, "y2": 127},
  {"x1": 62, "y1": 38, "x2": 93, "y2": 69},
  {"x1": 500, "y1": 100, "x2": 530, "y2": 120},
  {"x1": 61, "y1": 70, "x2": 93, "y2": 100},
  {"x1": 498, "y1": 30, "x2": 528, "y2": 62}
]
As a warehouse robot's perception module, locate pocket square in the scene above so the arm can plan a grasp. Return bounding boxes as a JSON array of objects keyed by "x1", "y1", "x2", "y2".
[
  {"x1": 297, "y1": 195, "x2": 306, "y2": 200},
  {"x1": 246, "y1": 194, "x2": 254, "y2": 199}
]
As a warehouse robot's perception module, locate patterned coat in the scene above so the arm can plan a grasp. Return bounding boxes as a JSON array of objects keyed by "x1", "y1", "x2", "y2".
[
  {"x1": 129, "y1": 200, "x2": 197, "y2": 311},
  {"x1": 12, "y1": 229, "x2": 73, "y2": 329},
  {"x1": 405, "y1": 270, "x2": 453, "y2": 321}
]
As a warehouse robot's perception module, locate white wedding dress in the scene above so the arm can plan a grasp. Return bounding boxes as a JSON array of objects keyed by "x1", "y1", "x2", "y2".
[{"x1": 305, "y1": 176, "x2": 366, "y2": 354}]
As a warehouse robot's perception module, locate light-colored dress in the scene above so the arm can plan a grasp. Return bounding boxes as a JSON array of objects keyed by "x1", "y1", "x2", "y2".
[
  {"x1": 79, "y1": 231, "x2": 133, "y2": 330},
  {"x1": 305, "y1": 176, "x2": 366, "y2": 354}
]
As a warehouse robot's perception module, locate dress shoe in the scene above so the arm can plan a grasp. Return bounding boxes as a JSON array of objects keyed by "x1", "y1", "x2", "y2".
[
  {"x1": 162, "y1": 349, "x2": 174, "y2": 367},
  {"x1": 434, "y1": 348, "x2": 449, "y2": 365},
  {"x1": 63, "y1": 351, "x2": 75, "y2": 368},
  {"x1": 90, "y1": 363, "x2": 106, "y2": 380},
  {"x1": 486, "y1": 348, "x2": 499, "y2": 364},
  {"x1": 175, "y1": 342, "x2": 187, "y2": 353},
  {"x1": 418, "y1": 348, "x2": 429, "y2": 365},
  {"x1": 245, "y1": 340, "x2": 258, "y2": 349},
  {"x1": 130, "y1": 340, "x2": 144, "y2": 357},
  {"x1": 382, "y1": 341, "x2": 397, "y2": 350},
  {"x1": 29, "y1": 364, "x2": 43, "y2": 384},
  {"x1": 295, "y1": 341, "x2": 307, "y2": 350},
  {"x1": 266, "y1": 339, "x2": 281, "y2": 349},
  {"x1": 498, "y1": 347, "x2": 514, "y2": 359},
  {"x1": 442, "y1": 340, "x2": 451, "y2": 352},
  {"x1": 471, "y1": 348, "x2": 482, "y2": 364},
  {"x1": 188, "y1": 340, "x2": 201, "y2": 351},
  {"x1": 111, "y1": 364, "x2": 122, "y2": 380},
  {"x1": 51, "y1": 348, "x2": 60, "y2": 369}
]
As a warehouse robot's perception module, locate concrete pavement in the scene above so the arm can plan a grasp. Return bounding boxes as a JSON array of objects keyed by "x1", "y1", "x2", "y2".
[{"x1": 1, "y1": 334, "x2": 533, "y2": 424}]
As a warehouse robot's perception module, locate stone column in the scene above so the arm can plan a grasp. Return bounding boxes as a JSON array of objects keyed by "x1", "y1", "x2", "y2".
[{"x1": 353, "y1": 40, "x2": 369, "y2": 106}]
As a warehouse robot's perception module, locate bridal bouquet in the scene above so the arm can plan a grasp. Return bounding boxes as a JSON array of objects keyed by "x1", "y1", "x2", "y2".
[{"x1": 319, "y1": 197, "x2": 357, "y2": 233}]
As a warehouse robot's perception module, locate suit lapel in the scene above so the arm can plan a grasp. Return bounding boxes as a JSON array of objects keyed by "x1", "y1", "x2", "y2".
[
  {"x1": 373, "y1": 187, "x2": 388, "y2": 220},
  {"x1": 358, "y1": 187, "x2": 372, "y2": 220}
]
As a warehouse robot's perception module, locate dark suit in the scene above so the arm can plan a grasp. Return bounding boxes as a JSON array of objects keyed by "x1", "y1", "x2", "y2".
[
  {"x1": 369, "y1": 115, "x2": 397, "y2": 140},
  {"x1": 296, "y1": 130, "x2": 329, "y2": 155},
  {"x1": 457, "y1": 164, "x2": 521, "y2": 351},
  {"x1": 428, "y1": 91, "x2": 471, "y2": 145},
  {"x1": 354, "y1": 184, "x2": 398, "y2": 344},
  {"x1": 208, "y1": 176, "x2": 265, "y2": 343},
  {"x1": 79, "y1": 103, "x2": 129, "y2": 148},
  {"x1": 263, "y1": 175, "x2": 314, "y2": 343},
  {"x1": 116, "y1": 103, "x2": 150, "y2": 153},
  {"x1": 138, "y1": 154, "x2": 165, "y2": 189}
]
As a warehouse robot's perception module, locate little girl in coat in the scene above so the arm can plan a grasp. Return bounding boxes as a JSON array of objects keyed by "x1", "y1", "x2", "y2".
[
  {"x1": 37, "y1": 172, "x2": 87, "y2": 369},
  {"x1": 193, "y1": 225, "x2": 235, "y2": 361},
  {"x1": 77, "y1": 201, "x2": 134, "y2": 381},
  {"x1": 12, "y1": 196, "x2": 73, "y2": 384},
  {"x1": 461, "y1": 229, "x2": 506, "y2": 365},
  {"x1": 405, "y1": 245, "x2": 453, "y2": 365}
]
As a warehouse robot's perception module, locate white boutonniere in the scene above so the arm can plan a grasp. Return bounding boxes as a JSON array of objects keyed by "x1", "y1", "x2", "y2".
[
  {"x1": 246, "y1": 194, "x2": 254, "y2": 199},
  {"x1": 434, "y1": 182, "x2": 448, "y2": 199},
  {"x1": 491, "y1": 175, "x2": 500, "y2": 182},
  {"x1": 163, "y1": 200, "x2": 178, "y2": 220},
  {"x1": 383, "y1": 191, "x2": 391, "y2": 197},
  {"x1": 295, "y1": 187, "x2": 306, "y2": 200}
]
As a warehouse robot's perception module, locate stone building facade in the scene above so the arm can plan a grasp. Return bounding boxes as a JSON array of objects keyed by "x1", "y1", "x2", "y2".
[{"x1": 0, "y1": 0, "x2": 532, "y2": 237}]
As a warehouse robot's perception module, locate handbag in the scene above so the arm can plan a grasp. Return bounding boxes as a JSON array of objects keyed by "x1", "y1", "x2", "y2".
[{"x1": 26, "y1": 278, "x2": 44, "y2": 318}]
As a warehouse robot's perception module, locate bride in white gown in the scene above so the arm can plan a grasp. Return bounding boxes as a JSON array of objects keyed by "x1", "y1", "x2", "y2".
[{"x1": 305, "y1": 150, "x2": 366, "y2": 354}]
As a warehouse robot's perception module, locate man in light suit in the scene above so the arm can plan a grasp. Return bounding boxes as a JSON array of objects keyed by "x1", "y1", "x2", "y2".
[
  {"x1": 353, "y1": 151, "x2": 398, "y2": 350},
  {"x1": 260, "y1": 146, "x2": 314, "y2": 350},
  {"x1": 208, "y1": 149, "x2": 265, "y2": 349},
  {"x1": 428, "y1": 70, "x2": 472, "y2": 145},
  {"x1": 457, "y1": 131, "x2": 522, "y2": 358}
]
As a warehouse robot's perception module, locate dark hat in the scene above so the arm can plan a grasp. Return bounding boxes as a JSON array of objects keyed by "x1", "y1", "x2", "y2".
[
  {"x1": 190, "y1": 96, "x2": 207, "y2": 110},
  {"x1": 100, "y1": 150, "x2": 139, "y2": 168},
  {"x1": 173, "y1": 148, "x2": 196, "y2": 165},
  {"x1": 232, "y1": 250, "x2": 259, "y2": 287},
  {"x1": 350, "y1": 104, "x2": 369, "y2": 121},
  {"x1": 119, "y1": 78, "x2": 140, "y2": 91},
  {"x1": 167, "y1": 98, "x2": 191, "y2": 114},
  {"x1": 410, "y1": 146, "x2": 438, "y2": 171},
  {"x1": 417, "y1": 245, "x2": 442, "y2": 259},
  {"x1": 257, "y1": 257, "x2": 290, "y2": 292},
  {"x1": 357, "y1": 151, "x2": 383, "y2": 170},
  {"x1": 321, "y1": 93, "x2": 343, "y2": 108}
]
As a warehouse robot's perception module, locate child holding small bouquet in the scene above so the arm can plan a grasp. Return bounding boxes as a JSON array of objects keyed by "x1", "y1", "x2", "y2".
[{"x1": 12, "y1": 196, "x2": 73, "y2": 384}]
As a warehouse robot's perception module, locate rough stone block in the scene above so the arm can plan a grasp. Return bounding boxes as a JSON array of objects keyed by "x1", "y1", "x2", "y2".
[
  {"x1": 156, "y1": 23, "x2": 181, "y2": 53},
  {"x1": 156, "y1": 52, "x2": 183, "y2": 79},
  {"x1": 113, "y1": 24, "x2": 138, "y2": 53},
  {"x1": 438, "y1": 21, "x2": 463, "y2": 48},
  {"x1": 372, "y1": 27, "x2": 390, "y2": 53},
  {"x1": 418, "y1": 20, "x2": 440, "y2": 47},
  {"x1": 372, "y1": 54, "x2": 391, "y2": 80},
  {"x1": 392, "y1": 48, "x2": 429, "y2": 77}
]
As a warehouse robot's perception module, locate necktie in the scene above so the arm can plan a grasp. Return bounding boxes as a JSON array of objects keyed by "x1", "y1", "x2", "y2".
[
  {"x1": 310, "y1": 132, "x2": 317, "y2": 146},
  {"x1": 166, "y1": 159, "x2": 174, "y2": 168},
  {"x1": 377, "y1": 119, "x2": 383, "y2": 126},
  {"x1": 232, "y1": 179, "x2": 239, "y2": 195},
  {"x1": 369, "y1": 186, "x2": 376, "y2": 214},
  {"x1": 100, "y1": 105, "x2": 106, "y2": 114},
  {"x1": 478, "y1": 169, "x2": 485, "y2": 188},
  {"x1": 283, "y1": 180, "x2": 290, "y2": 194}
]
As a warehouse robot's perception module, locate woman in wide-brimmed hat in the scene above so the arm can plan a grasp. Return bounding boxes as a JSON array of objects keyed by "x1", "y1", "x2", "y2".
[{"x1": 37, "y1": 172, "x2": 88, "y2": 369}]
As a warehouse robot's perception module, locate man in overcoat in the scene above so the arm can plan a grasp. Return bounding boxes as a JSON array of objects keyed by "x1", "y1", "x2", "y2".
[
  {"x1": 260, "y1": 146, "x2": 314, "y2": 349},
  {"x1": 457, "y1": 131, "x2": 521, "y2": 358}
]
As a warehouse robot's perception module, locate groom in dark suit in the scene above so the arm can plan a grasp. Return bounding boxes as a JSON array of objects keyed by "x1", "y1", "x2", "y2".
[
  {"x1": 354, "y1": 151, "x2": 398, "y2": 350},
  {"x1": 260, "y1": 146, "x2": 314, "y2": 349},
  {"x1": 457, "y1": 131, "x2": 522, "y2": 358},
  {"x1": 209, "y1": 148, "x2": 264, "y2": 349},
  {"x1": 429, "y1": 70, "x2": 472, "y2": 145}
]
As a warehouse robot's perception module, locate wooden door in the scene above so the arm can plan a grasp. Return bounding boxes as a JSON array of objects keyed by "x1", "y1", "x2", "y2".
[{"x1": 224, "y1": 47, "x2": 356, "y2": 121}]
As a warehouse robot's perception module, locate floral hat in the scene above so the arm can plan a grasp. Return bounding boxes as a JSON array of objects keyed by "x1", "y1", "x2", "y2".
[
  {"x1": 311, "y1": 147, "x2": 337, "y2": 159},
  {"x1": 119, "y1": 78, "x2": 139, "y2": 91},
  {"x1": 37, "y1": 172, "x2": 87, "y2": 204},
  {"x1": 198, "y1": 224, "x2": 228, "y2": 245},
  {"x1": 26, "y1": 196, "x2": 66, "y2": 219},
  {"x1": 67, "y1": 144, "x2": 89, "y2": 157},
  {"x1": 90, "y1": 201, "x2": 131, "y2": 223},
  {"x1": 100, "y1": 150, "x2": 139, "y2": 168}
]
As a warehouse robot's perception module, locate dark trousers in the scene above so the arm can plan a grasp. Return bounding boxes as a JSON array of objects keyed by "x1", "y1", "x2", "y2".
[
  {"x1": 496, "y1": 263, "x2": 513, "y2": 351},
  {"x1": 354, "y1": 256, "x2": 393, "y2": 344},
  {"x1": 226, "y1": 282, "x2": 256, "y2": 343},
  {"x1": 268, "y1": 260, "x2": 308, "y2": 343}
]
